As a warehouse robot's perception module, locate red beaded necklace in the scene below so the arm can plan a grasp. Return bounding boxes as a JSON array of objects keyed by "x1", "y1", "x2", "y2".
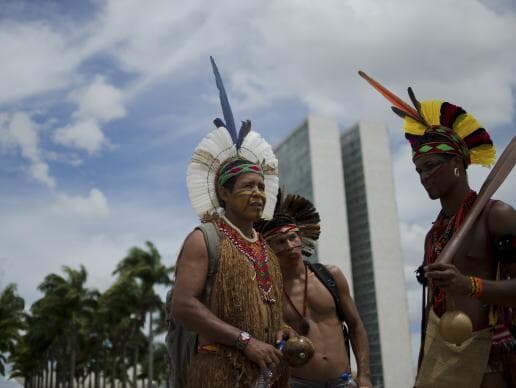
[
  {"x1": 218, "y1": 218, "x2": 275, "y2": 303},
  {"x1": 426, "y1": 190, "x2": 477, "y2": 315}
]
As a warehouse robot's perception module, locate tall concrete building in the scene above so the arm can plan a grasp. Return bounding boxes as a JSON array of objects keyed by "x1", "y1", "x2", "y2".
[{"x1": 274, "y1": 116, "x2": 413, "y2": 388}]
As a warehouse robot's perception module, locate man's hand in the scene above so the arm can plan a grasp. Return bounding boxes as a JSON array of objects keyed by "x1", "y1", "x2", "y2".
[
  {"x1": 424, "y1": 263, "x2": 471, "y2": 295},
  {"x1": 275, "y1": 325, "x2": 298, "y2": 344},
  {"x1": 356, "y1": 373, "x2": 373, "y2": 388},
  {"x1": 243, "y1": 338, "x2": 283, "y2": 372}
]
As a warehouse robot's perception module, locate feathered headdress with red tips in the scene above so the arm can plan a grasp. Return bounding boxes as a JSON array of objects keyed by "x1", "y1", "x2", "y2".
[{"x1": 358, "y1": 71, "x2": 496, "y2": 167}]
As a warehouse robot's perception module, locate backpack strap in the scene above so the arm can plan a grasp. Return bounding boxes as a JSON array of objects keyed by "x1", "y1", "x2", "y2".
[
  {"x1": 305, "y1": 261, "x2": 351, "y2": 365},
  {"x1": 196, "y1": 222, "x2": 221, "y2": 304},
  {"x1": 306, "y1": 261, "x2": 346, "y2": 322}
]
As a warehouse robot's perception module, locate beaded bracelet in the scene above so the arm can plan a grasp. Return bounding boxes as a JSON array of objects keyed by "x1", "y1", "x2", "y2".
[{"x1": 469, "y1": 276, "x2": 484, "y2": 299}]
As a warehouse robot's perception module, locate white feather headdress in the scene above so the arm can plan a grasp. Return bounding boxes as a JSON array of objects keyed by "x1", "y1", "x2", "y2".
[{"x1": 186, "y1": 58, "x2": 279, "y2": 221}]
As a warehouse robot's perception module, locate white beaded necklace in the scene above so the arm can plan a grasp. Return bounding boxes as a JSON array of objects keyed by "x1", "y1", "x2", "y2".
[{"x1": 222, "y1": 215, "x2": 258, "y2": 243}]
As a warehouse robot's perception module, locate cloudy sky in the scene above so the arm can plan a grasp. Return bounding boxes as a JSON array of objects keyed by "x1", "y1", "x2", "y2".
[{"x1": 1, "y1": 0, "x2": 515, "y2": 380}]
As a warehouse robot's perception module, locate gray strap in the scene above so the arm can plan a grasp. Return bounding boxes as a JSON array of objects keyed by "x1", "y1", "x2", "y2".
[{"x1": 196, "y1": 222, "x2": 221, "y2": 303}]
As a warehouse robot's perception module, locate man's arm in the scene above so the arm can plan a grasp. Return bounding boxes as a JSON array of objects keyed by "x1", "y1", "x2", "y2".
[
  {"x1": 170, "y1": 229, "x2": 282, "y2": 371},
  {"x1": 426, "y1": 201, "x2": 516, "y2": 306},
  {"x1": 327, "y1": 265, "x2": 372, "y2": 388},
  {"x1": 480, "y1": 201, "x2": 516, "y2": 305}
]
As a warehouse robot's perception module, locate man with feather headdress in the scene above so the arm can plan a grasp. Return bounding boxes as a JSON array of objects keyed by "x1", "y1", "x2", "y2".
[
  {"x1": 360, "y1": 71, "x2": 516, "y2": 388},
  {"x1": 256, "y1": 192, "x2": 372, "y2": 388},
  {"x1": 170, "y1": 58, "x2": 294, "y2": 387}
]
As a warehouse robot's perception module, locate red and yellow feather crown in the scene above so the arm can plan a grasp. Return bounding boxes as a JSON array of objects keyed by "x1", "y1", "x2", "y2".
[{"x1": 358, "y1": 71, "x2": 495, "y2": 167}]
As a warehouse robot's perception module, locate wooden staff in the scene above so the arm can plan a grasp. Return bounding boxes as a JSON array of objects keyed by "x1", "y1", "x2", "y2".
[{"x1": 437, "y1": 136, "x2": 516, "y2": 264}]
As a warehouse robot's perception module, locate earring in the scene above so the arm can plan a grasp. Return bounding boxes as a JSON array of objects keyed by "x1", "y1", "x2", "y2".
[{"x1": 454, "y1": 167, "x2": 460, "y2": 177}]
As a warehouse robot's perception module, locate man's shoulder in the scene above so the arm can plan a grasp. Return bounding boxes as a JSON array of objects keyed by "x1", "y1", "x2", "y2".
[
  {"x1": 183, "y1": 227, "x2": 206, "y2": 246},
  {"x1": 307, "y1": 262, "x2": 350, "y2": 287},
  {"x1": 308, "y1": 261, "x2": 342, "y2": 276},
  {"x1": 485, "y1": 200, "x2": 515, "y2": 238}
]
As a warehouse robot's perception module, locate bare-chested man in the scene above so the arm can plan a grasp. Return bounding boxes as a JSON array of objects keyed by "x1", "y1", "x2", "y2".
[
  {"x1": 415, "y1": 147, "x2": 516, "y2": 387},
  {"x1": 256, "y1": 193, "x2": 372, "y2": 388},
  {"x1": 360, "y1": 70, "x2": 516, "y2": 387}
]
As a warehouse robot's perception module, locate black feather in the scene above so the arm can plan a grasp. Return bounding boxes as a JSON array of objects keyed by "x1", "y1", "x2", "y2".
[
  {"x1": 391, "y1": 106, "x2": 409, "y2": 119},
  {"x1": 213, "y1": 118, "x2": 226, "y2": 128},
  {"x1": 237, "y1": 120, "x2": 252, "y2": 149}
]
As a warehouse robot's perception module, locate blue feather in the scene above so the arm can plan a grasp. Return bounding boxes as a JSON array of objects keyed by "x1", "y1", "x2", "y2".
[{"x1": 210, "y1": 57, "x2": 237, "y2": 144}]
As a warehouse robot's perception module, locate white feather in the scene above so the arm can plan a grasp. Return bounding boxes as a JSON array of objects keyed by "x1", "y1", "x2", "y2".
[{"x1": 187, "y1": 127, "x2": 279, "y2": 219}]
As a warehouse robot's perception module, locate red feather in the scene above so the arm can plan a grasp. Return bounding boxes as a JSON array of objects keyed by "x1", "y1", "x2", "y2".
[{"x1": 358, "y1": 71, "x2": 422, "y2": 123}]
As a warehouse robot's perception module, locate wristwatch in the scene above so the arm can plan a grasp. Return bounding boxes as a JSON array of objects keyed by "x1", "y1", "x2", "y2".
[{"x1": 235, "y1": 331, "x2": 251, "y2": 351}]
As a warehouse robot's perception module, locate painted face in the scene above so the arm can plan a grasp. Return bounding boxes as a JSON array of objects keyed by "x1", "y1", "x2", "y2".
[
  {"x1": 414, "y1": 154, "x2": 456, "y2": 199},
  {"x1": 268, "y1": 231, "x2": 303, "y2": 264},
  {"x1": 222, "y1": 172, "x2": 266, "y2": 222}
]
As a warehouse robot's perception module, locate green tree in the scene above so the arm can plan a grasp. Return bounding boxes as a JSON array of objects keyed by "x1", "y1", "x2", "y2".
[
  {"x1": 0, "y1": 284, "x2": 25, "y2": 376},
  {"x1": 35, "y1": 265, "x2": 99, "y2": 388},
  {"x1": 114, "y1": 241, "x2": 172, "y2": 388}
]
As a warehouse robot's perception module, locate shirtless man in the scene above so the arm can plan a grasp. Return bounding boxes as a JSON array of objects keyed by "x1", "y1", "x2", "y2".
[
  {"x1": 256, "y1": 193, "x2": 372, "y2": 388},
  {"x1": 359, "y1": 70, "x2": 516, "y2": 386},
  {"x1": 418, "y1": 149, "x2": 516, "y2": 386}
]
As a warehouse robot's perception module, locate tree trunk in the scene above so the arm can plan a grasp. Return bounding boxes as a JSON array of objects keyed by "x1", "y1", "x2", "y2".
[
  {"x1": 44, "y1": 363, "x2": 48, "y2": 388},
  {"x1": 132, "y1": 345, "x2": 138, "y2": 388},
  {"x1": 147, "y1": 311, "x2": 153, "y2": 388},
  {"x1": 121, "y1": 343, "x2": 128, "y2": 388},
  {"x1": 111, "y1": 357, "x2": 116, "y2": 388},
  {"x1": 94, "y1": 362, "x2": 100, "y2": 388},
  {"x1": 50, "y1": 359, "x2": 55, "y2": 388},
  {"x1": 70, "y1": 328, "x2": 77, "y2": 388}
]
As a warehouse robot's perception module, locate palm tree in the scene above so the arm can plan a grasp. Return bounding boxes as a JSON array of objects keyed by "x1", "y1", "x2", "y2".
[
  {"x1": 98, "y1": 276, "x2": 143, "y2": 388},
  {"x1": 0, "y1": 283, "x2": 25, "y2": 376},
  {"x1": 35, "y1": 265, "x2": 99, "y2": 388},
  {"x1": 113, "y1": 241, "x2": 172, "y2": 388}
]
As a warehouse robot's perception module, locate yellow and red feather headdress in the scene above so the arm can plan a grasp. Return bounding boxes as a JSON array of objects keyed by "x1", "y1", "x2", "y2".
[{"x1": 358, "y1": 71, "x2": 495, "y2": 167}]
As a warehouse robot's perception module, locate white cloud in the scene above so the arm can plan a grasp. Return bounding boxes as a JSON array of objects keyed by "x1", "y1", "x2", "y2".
[
  {"x1": 53, "y1": 76, "x2": 125, "y2": 154},
  {"x1": 0, "y1": 112, "x2": 55, "y2": 187},
  {"x1": 71, "y1": 75, "x2": 126, "y2": 123},
  {"x1": 0, "y1": 22, "x2": 82, "y2": 104},
  {"x1": 52, "y1": 188, "x2": 110, "y2": 218},
  {"x1": 0, "y1": 194, "x2": 194, "y2": 306},
  {"x1": 53, "y1": 118, "x2": 107, "y2": 154},
  {"x1": 231, "y1": 0, "x2": 516, "y2": 128}
]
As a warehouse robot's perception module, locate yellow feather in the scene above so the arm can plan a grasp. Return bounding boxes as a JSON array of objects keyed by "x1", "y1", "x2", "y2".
[
  {"x1": 452, "y1": 113, "x2": 482, "y2": 139},
  {"x1": 403, "y1": 100, "x2": 443, "y2": 135},
  {"x1": 403, "y1": 116, "x2": 426, "y2": 136},
  {"x1": 470, "y1": 144, "x2": 496, "y2": 167},
  {"x1": 420, "y1": 100, "x2": 444, "y2": 126}
]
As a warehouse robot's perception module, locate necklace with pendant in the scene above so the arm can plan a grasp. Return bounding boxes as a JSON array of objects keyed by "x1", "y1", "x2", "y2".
[{"x1": 284, "y1": 262, "x2": 310, "y2": 335}]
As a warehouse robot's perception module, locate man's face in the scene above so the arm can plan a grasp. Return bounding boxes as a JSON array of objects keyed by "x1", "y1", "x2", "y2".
[
  {"x1": 414, "y1": 154, "x2": 457, "y2": 199},
  {"x1": 219, "y1": 172, "x2": 266, "y2": 222},
  {"x1": 268, "y1": 231, "x2": 303, "y2": 264}
]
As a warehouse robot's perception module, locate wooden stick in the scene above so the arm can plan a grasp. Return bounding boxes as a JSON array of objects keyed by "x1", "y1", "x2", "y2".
[{"x1": 437, "y1": 136, "x2": 516, "y2": 264}]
